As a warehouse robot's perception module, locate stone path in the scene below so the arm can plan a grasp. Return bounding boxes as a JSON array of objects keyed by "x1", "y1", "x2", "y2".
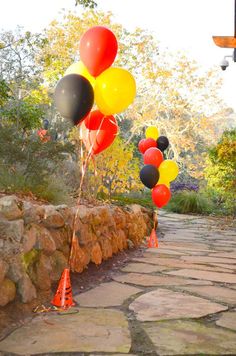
[{"x1": 0, "y1": 211, "x2": 236, "y2": 355}]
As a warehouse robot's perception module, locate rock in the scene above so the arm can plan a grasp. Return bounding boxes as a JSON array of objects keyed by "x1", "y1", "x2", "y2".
[
  {"x1": 75, "y1": 281, "x2": 142, "y2": 307},
  {"x1": 0, "y1": 195, "x2": 23, "y2": 220},
  {"x1": 90, "y1": 242, "x2": 102, "y2": 265},
  {"x1": 216, "y1": 311, "x2": 236, "y2": 331},
  {"x1": 179, "y1": 285, "x2": 236, "y2": 305},
  {"x1": 129, "y1": 288, "x2": 227, "y2": 321},
  {"x1": 99, "y1": 236, "x2": 113, "y2": 260},
  {"x1": 29, "y1": 253, "x2": 52, "y2": 290},
  {"x1": 22, "y1": 224, "x2": 37, "y2": 253},
  {"x1": 0, "y1": 218, "x2": 24, "y2": 256},
  {"x1": 55, "y1": 205, "x2": 72, "y2": 221},
  {"x1": 6, "y1": 256, "x2": 25, "y2": 282},
  {"x1": 23, "y1": 202, "x2": 45, "y2": 224},
  {"x1": 76, "y1": 221, "x2": 97, "y2": 246},
  {"x1": 17, "y1": 273, "x2": 37, "y2": 303},
  {"x1": 35, "y1": 225, "x2": 56, "y2": 255},
  {"x1": 50, "y1": 225, "x2": 71, "y2": 251},
  {"x1": 0, "y1": 278, "x2": 16, "y2": 306},
  {"x1": 113, "y1": 272, "x2": 213, "y2": 287},
  {"x1": 165, "y1": 268, "x2": 236, "y2": 284},
  {"x1": 0, "y1": 259, "x2": 9, "y2": 284},
  {"x1": 0, "y1": 308, "x2": 131, "y2": 354},
  {"x1": 50, "y1": 251, "x2": 68, "y2": 281},
  {"x1": 43, "y1": 206, "x2": 65, "y2": 228},
  {"x1": 143, "y1": 320, "x2": 236, "y2": 355}
]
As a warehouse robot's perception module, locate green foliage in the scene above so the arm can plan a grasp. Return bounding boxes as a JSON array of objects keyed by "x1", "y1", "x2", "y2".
[
  {"x1": 75, "y1": 0, "x2": 97, "y2": 8},
  {"x1": 204, "y1": 129, "x2": 236, "y2": 215},
  {"x1": 98, "y1": 191, "x2": 154, "y2": 209},
  {"x1": 0, "y1": 79, "x2": 11, "y2": 107},
  {"x1": 0, "y1": 126, "x2": 75, "y2": 203},
  {"x1": 165, "y1": 191, "x2": 213, "y2": 215},
  {"x1": 22, "y1": 249, "x2": 40, "y2": 271},
  {"x1": 2, "y1": 100, "x2": 44, "y2": 130}
]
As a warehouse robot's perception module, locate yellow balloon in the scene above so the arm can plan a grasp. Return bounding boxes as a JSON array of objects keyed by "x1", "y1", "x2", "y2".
[
  {"x1": 145, "y1": 126, "x2": 159, "y2": 140},
  {"x1": 157, "y1": 176, "x2": 170, "y2": 188},
  {"x1": 159, "y1": 160, "x2": 179, "y2": 182},
  {"x1": 94, "y1": 67, "x2": 136, "y2": 115},
  {"x1": 65, "y1": 61, "x2": 96, "y2": 87}
]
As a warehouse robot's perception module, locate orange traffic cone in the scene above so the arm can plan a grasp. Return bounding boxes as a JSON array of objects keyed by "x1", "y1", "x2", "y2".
[
  {"x1": 51, "y1": 268, "x2": 75, "y2": 309},
  {"x1": 147, "y1": 228, "x2": 158, "y2": 248}
]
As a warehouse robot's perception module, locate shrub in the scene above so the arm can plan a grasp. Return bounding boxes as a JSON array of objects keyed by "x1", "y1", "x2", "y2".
[
  {"x1": 0, "y1": 126, "x2": 76, "y2": 204},
  {"x1": 165, "y1": 190, "x2": 213, "y2": 215},
  {"x1": 204, "y1": 129, "x2": 236, "y2": 216}
]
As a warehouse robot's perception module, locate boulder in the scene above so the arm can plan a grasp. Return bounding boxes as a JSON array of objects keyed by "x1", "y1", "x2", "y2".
[
  {"x1": 42, "y1": 206, "x2": 65, "y2": 228},
  {"x1": 34, "y1": 225, "x2": 56, "y2": 255},
  {"x1": 0, "y1": 259, "x2": 9, "y2": 284},
  {"x1": 17, "y1": 273, "x2": 37, "y2": 303},
  {"x1": 0, "y1": 278, "x2": 16, "y2": 306},
  {"x1": 23, "y1": 202, "x2": 45, "y2": 224},
  {"x1": 0, "y1": 195, "x2": 23, "y2": 220}
]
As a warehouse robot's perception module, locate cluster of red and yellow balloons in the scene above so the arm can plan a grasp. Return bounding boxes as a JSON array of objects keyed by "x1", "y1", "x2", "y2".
[
  {"x1": 54, "y1": 26, "x2": 136, "y2": 155},
  {"x1": 138, "y1": 126, "x2": 179, "y2": 208}
]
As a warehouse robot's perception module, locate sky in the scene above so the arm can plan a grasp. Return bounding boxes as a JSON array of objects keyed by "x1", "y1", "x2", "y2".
[{"x1": 1, "y1": 0, "x2": 236, "y2": 111}]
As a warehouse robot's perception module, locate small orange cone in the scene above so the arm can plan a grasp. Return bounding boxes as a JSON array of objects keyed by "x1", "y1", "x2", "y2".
[
  {"x1": 147, "y1": 228, "x2": 158, "y2": 248},
  {"x1": 51, "y1": 268, "x2": 75, "y2": 309}
]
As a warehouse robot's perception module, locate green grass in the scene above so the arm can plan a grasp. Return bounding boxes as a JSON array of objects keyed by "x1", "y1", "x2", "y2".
[
  {"x1": 0, "y1": 169, "x2": 73, "y2": 205},
  {"x1": 165, "y1": 190, "x2": 213, "y2": 215}
]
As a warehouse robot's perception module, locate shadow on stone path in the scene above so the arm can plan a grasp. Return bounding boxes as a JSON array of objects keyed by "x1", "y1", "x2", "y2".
[{"x1": 0, "y1": 211, "x2": 236, "y2": 355}]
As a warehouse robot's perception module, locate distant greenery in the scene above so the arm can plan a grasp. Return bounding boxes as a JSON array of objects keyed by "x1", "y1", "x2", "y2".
[
  {"x1": 204, "y1": 129, "x2": 236, "y2": 216},
  {"x1": 98, "y1": 191, "x2": 154, "y2": 209},
  {"x1": 165, "y1": 190, "x2": 213, "y2": 215},
  {"x1": 0, "y1": 126, "x2": 75, "y2": 204},
  {"x1": 75, "y1": 0, "x2": 97, "y2": 8}
]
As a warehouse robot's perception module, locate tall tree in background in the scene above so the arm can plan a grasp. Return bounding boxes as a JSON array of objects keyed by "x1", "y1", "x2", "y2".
[
  {"x1": 0, "y1": 28, "x2": 48, "y2": 131},
  {"x1": 38, "y1": 8, "x2": 229, "y2": 178}
]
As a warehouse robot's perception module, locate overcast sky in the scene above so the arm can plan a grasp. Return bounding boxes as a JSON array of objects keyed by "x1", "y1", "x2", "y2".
[{"x1": 1, "y1": 0, "x2": 236, "y2": 111}]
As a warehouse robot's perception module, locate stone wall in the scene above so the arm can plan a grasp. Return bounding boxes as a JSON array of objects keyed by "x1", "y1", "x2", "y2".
[{"x1": 0, "y1": 195, "x2": 152, "y2": 306}]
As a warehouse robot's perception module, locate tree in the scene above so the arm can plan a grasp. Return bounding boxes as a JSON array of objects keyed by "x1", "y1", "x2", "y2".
[
  {"x1": 38, "y1": 9, "x2": 229, "y2": 179},
  {"x1": 75, "y1": 0, "x2": 97, "y2": 8},
  {"x1": 0, "y1": 28, "x2": 48, "y2": 130},
  {"x1": 88, "y1": 136, "x2": 143, "y2": 198},
  {"x1": 204, "y1": 129, "x2": 236, "y2": 214}
]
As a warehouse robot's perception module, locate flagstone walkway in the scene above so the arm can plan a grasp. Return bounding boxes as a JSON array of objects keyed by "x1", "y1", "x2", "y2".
[{"x1": 0, "y1": 211, "x2": 236, "y2": 355}]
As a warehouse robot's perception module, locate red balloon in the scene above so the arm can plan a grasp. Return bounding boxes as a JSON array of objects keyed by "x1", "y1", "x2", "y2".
[
  {"x1": 144, "y1": 147, "x2": 163, "y2": 167},
  {"x1": 138, "y1": 138, "x2": 156, "y2": 154},
  {"x1": 152, "y1": 184, "x2": 171, "y2": 208},
  {"x1": 79, "y1": 26, "x2": 118, "y2": 77},
  {"x1": 81, "y1": 111, "x2": 118, "y2": 155}
]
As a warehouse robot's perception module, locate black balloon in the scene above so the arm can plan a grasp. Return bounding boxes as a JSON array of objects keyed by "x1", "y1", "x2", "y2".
[
  {"x1": 54, "y1": 74, "x2": 94, "y2": 125},
  {"x1": 140, "y1": 164, "x2": 159, "y2": 189},
  {"x1": 157, "y1": 136, "x2": 169, "y2": 152}
]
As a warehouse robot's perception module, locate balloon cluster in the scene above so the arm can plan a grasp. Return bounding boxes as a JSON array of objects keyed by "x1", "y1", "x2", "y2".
[
  {"x1": 138, "y1": 126, "x2": 179, "y2": 208},
  {"x1": 54, "y1": 26, "x2": 136, "y2": 155}
]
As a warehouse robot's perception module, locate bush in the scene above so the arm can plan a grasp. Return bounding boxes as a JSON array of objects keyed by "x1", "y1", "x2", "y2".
[
  {"x1": 98, "y1": 191, "x2": 154, "y2": 209},
  {"x1": 204, "y1": 129, "x2": 236, "y2": 216},
  {"x1": 165, "y1": 190, "x2": 213, "y2": 215},
  {"x1": 170, "y1": 181, "x2": 199, "y2": 193},
  {"x1": 0, "y1": 126, "x2": 76, "y2": 204}
]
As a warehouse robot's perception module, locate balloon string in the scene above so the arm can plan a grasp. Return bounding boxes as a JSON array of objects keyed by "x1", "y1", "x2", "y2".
[{"x1": 68, "y1": 115, "x2": 106, "y2": 269}]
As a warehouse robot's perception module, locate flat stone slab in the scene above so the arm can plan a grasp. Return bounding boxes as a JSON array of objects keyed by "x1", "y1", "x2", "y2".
[
  {"x1": 145, "y1": 248, "x2": 189, "y2": 256},
  {"x1": 209, "y1": 252, "x2": 236, "y2": 259},
  {"x1": 129, "y1": 288, "x2": 227, "y2": 321},
  {"x1": 216, "y1": 311, "x2": 236, "y2": 331},
  {"x1": 113, "y1": 273, "x2": 212, "y2": 287},
  {"x1": 182, "y1": 256, "x2": 236, "y2": 264},
  {"x1": 121, "y1": 263, "x2": 167, "y2": 274},
  {"x1": 132, "y1": 257, "x2": 232, "y2": 273},
  {"x1": 142, "y1": 319, "x2": 236, "y2": 355},
  {"x1": 0, "y1": 308, "x2": 131, "y2": 355},
  {"x1": 166, "y1": 269, "x2": 236, "y2": 284},
  {"x1": 178, "y1": 285, "x2": 236, "y2": 305},
  {"x1": 213, "y1": 263, "x2": 236, "y2": 271},
  {"x1": 74, "y1": 282, "x2": 142, "y2": 307}
]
